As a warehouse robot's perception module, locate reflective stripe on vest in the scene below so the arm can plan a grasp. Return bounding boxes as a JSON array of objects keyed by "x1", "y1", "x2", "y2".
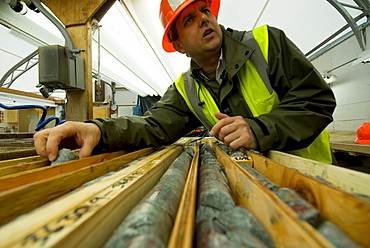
[{"x1": 175, "y1": 25, "x2": 332, "y2": 164}]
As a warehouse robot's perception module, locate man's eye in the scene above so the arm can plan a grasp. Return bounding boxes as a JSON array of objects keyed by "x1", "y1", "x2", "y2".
[
  {"x1": 185, "y1": 17, "x2": 193, "y2": 25},
  {"x1": 202, "y1": 8, "x2": 211, "y2": 14}
]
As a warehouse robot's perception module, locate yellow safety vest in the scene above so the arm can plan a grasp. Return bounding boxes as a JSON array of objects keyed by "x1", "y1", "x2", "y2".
[{"x1": 175, "y1": 25, "x2": 332, "y2": 164}]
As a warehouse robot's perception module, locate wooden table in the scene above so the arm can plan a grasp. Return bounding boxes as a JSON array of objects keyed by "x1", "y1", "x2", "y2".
[
  {"x1": 329, "y1": 131, "x2": 370, "y2": 156},
  {"x1": 0, "y1": 132, "x2": 34, "y2": 139},
  {"x1": 0, "y1": 135, "x2": 35, "y2": 160}
]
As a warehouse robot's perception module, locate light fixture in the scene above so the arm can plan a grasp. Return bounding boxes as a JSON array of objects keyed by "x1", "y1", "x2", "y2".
[
  {"x1": 352, "y1": 49, "x2": 370, "y2": 66},
  {"x1": 321, "y1": 71, "x2": 338, "y2": 84},
  {"x1": 0, "y1": 92, "x2": 56, "y2": 107}
]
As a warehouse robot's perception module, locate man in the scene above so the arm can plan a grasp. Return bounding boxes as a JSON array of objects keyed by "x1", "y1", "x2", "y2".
[{"x1": 34, "y1": 0, "x2": 336, "y2": 164}]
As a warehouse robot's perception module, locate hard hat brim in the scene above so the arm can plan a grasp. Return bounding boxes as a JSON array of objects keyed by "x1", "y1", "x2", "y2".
[{"x1": 354, "y1": 138, "x2": 370, "y2": 144}]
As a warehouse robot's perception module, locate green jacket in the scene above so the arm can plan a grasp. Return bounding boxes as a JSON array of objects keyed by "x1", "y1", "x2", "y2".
[{"x1": 90, "y1": 25, "x2": 336, "y2": 154}]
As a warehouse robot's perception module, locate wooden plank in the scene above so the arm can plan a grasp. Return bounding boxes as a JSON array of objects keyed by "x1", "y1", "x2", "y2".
[
  {"x1": 329, "y1": 131, "x2": 370, "y2": 155},
  {"x1": 0, "y1": 140, "x2": 33, "y2": 148},
  {"x1": 0, "y1": 146, "x2": 174, "y2": 246},
  {"x1": 14, "y1": 132, "x2": 35, "y2": 138},
  {"x1": 93, "y1": 106, "x2": 110, "y2": 118},
  {"x1": 267, "y1": 150, "x2": 370, "y2": 197},
  {"x1": 6, "y1": 109, "x2": 18, "y2": 123},
  {"x1": 0, "y1": 133, "x2": 35, "y2": 139},
  {"x1": 331, "y1": 142, "x2": 370, "y2": 155},
  {"x1": 329, "y1": 131, "x2": 357, "y2": 143},
  {"x1": 0, "y1": 160, "x2": 49, "y2": 177},
  {"x1": 209, "y1": 142, "x2": 335, "y2": 247},
  {"x1": 0, "y1": 148, "x2": 154, "y2": 226},
  {"x1": 0, "y1": 149, "x2": 129, "y2": 192},
  {"x1": 41, "y1": 0, "x2": 112, "y2": 27},
  {"x1": 249, "y1": 150, "x2": 370, "y2": 247},
  {"x1": 0, "y1": 154, "x2": 45, "y2": 168},
  {"x1": 0, "y1": 145, "x2": 183, "y2": 248},
  {"x1": 168, "y1": 144, "x2": 199, "y2": 248},
  {"x1": 0, "y1": 148, "x2": 37, "y2": 160},
  {"x1": 0, "y1": 87, "x2": 59, "y2": 102}
]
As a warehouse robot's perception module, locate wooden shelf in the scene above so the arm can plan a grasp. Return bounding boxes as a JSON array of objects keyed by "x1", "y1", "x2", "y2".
[{"x1": 329, "y1": 131, "x2": 370, "y2": 156}]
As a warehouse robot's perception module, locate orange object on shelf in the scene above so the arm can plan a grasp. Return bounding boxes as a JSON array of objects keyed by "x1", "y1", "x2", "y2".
[{"x1": 354, "y1": 122, "x2": 370, "y2": 144}]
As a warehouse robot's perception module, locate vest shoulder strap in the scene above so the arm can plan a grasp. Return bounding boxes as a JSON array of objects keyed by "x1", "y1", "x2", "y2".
[
  {"x1": 183, "y1": 70, "x2": 214, "y2": 130},
  {"x1": 243, "y1": 29, "x2": 273, "y2": 94}
]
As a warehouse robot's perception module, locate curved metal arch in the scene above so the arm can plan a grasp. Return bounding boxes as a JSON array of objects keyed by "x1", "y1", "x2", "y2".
[
  {"x1": 327, "y1": 0, "x2": 370, "y2": 51},
  {"x1": 0, "y1": 49, "x2": 39, "y2": 88}
]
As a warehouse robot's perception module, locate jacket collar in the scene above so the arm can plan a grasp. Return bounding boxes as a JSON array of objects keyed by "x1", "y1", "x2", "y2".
[{"x1": 221, "y1": 25, "x2": 254, "y2": 80}]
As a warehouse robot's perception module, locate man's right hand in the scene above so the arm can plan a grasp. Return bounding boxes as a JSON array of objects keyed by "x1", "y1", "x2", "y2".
[
  {"x1": 33, "y1": 121, "x2": 101, "y2": 161},
  {"x1": 210, "y1": 112, "x2": 258, "y2": 151}
]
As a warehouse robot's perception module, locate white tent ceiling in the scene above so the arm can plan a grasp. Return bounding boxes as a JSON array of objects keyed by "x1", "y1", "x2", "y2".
[{"x1": 0, "y1": 0, "x2": 368, "y2": 99}]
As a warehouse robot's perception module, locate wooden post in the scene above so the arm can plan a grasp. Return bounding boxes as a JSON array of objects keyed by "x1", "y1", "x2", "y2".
[
  {"x1": 41, "y1": 0, "x2": 115, "y2": 121},
  {"x1": 65, "y1": 23, "x2": 93, "y2": 121}
]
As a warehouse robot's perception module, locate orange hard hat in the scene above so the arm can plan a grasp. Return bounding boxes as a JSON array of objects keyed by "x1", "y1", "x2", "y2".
[
  {"x1": 159, "y1": 0, "x2": 220, "y2": 52},
  {"x1": 354, "y1": 122, "x2": 370, "y2": 144}
]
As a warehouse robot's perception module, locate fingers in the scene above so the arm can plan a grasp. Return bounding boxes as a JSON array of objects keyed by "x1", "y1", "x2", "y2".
[
  {"x1": 34, "y1": 129, "x2": 62, "y2": 161},
  {"x1": 45, "y1": 122, "x2": 80, "y2": 160},
  {"x1": 214, "y1": 112, "x2": 228, "y2": 120},
  {"x1": 227, "y1": 130, "x2": 257, "y2": 150},
  {"x1": 209, "y1": 112, "x2": 230, "y2": 136},
  {"x1": 210, "y1": 113, "x2": 258, "y2": 150},
  {"x1": 33, "y1": 129, "x2": 52, "y2": 159},
  {"x1": 33, "y1": 122, "x2": 101, "y2": 161},
  {"x1": 77, "y1": 123, "x2": 102, "y2": 158}
]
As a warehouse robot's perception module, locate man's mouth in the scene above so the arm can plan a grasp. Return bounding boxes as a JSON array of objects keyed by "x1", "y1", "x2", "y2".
[{"x1": 203, "y1": 28, "x2": 214, "y2": 38}]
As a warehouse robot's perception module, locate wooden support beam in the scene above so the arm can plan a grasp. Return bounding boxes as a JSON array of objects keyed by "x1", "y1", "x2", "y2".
[
  {"x1": 40, "y1": 0, "x2": 115, "y2": 121},
  {"x1": 41, "y1": 0, "x2": 114, "y2": 27},
  {"x1": 64, "y1": 23, "x2": 93, "y2": 121}
]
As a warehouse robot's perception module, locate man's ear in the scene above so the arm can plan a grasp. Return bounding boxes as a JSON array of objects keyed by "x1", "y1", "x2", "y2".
[{"x1": 173, "y1": 41, "x2": 185, "y2": 54}]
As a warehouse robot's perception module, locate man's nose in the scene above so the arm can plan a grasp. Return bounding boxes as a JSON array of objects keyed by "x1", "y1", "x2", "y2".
[{"x1": 198, "y1": 12, "x2": 209, "y2": 27}]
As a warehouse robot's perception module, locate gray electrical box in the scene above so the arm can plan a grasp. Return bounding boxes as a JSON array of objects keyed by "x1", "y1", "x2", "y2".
[{"x1": 38, "y1": 45, "x2": 85, "y2": 91}]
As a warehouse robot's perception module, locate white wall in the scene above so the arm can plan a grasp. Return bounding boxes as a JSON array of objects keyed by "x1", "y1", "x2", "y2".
[
  {"x1": 311, "y1": 27, "x2": 370, "y2": 132},
  {"x1": 115, "y1": 89, "x2": 137, "y2": 106}
]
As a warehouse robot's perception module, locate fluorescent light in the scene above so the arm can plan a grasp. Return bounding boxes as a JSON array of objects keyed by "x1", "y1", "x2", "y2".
[
  {"x1": 324, "y1": 74, "x2": 338, "y2": 84},
  {"x1": 95, "y1": 2, "x2": 177, "y2": 96},
  {"x1": 0, "y1": 92, "x2": 56, "y2": 107},
  {"x1": 9, "y1": 28, "x2": 46, "y2": 47},
  {"x1": 322, "y1": 71, "x2": 338, "y2": 84}
]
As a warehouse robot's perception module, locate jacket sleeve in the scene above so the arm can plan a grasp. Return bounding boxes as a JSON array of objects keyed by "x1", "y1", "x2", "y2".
[
  {"x1": 89, "y1": 84, "x2": 201, "y2": 152},
  {"x1": 246, "y1": 26, "x2": 336, "y2": 152}
]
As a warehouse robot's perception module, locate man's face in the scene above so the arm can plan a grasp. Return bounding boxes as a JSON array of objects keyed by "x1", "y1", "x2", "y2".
[{"x1": 172, "y1": 1, "x2": 222, "y2": 59}]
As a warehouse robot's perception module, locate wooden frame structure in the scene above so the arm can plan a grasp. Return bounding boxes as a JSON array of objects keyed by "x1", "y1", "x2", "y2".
[{"x1": 38, "y1": 0, "x2": 115, "y2": 121}]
